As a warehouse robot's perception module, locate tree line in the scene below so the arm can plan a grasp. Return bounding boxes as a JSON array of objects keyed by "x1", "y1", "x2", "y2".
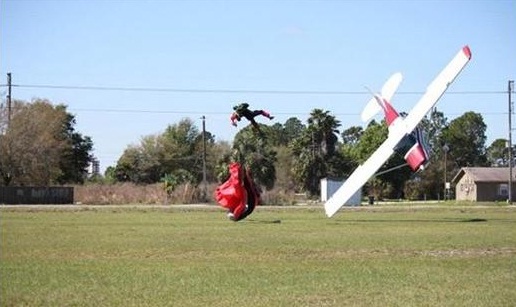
[
  {"x1": 0, "y1": 99, "x2": 510, "y2": 200},
  {"x1": 0, "y1": 99, "x2": 93, "y2": 186}
]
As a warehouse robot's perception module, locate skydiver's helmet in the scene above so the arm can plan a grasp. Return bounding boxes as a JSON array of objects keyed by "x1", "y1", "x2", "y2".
[{"x1": 233, "y1": 105, "x2": 239, "y2": 110}]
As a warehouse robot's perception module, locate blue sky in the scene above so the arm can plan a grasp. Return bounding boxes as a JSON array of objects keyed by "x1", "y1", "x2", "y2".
[{"x1": 1, "y1": 0, "x2": 515, "y2": 172}]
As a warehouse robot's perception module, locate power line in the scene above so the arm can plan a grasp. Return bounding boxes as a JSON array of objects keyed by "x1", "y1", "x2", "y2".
[
  {"x1": 66, "y1": 108, "x2": 510, "y2": 122},
  {"x1": 69, "y1": 108, "x2": 361, "y2": 116},
  {"x1": 0, "y1": 83, "x2": 508, "y2": 95},
  {"x1": 68, "y1": 108, "x2": 507, "y2": 117}
]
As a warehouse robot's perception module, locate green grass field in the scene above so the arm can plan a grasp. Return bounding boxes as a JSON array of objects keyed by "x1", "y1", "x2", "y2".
[{"x1": 1, "y1": 205, "x2": 515, "y2": 306}]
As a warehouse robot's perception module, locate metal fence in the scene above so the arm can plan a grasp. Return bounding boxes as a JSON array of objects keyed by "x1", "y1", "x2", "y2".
[{"x1": 0, "y1": 187, "x2": 74, "y2": 204}]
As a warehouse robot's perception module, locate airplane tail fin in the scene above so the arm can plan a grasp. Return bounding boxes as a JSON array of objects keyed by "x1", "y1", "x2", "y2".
[
  {"x1": 361, "y1": 72, "x2": 403, "y2": 122},
  {"x1": 361, "y1": 96, "x2": 382, "y2": 122}
]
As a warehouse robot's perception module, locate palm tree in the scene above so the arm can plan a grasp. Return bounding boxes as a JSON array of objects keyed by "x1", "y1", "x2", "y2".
[
  {"x1": 307, "y1": 109, "x2": 341, "y2": 156},
  {"x1": 291, "y1": 109, "x2": 344, "y2": 195}
]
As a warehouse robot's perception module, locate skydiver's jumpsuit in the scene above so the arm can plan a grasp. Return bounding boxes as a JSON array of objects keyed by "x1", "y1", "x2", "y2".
[{"x1": 230, "y1": 103, "x2": 273, "y2": 131}]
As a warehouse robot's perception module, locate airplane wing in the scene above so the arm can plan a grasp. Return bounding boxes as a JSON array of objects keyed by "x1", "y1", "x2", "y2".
[
  {"x1": 324, "y1": 135, "x2": 396, "y2": 217},
  {"x1": 325, "y1": 46, "x2": 472, "y2": 218},
  {"x1": 403, "y1": 46, "x2": 472, "y2": 133}
]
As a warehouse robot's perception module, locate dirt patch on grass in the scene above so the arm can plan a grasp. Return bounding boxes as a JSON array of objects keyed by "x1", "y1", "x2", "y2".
[
  {"x1": 298, "y1": 247, "x2": 516, "y2": 261},
  {"x1": 420, "y1": 247, "x2": 516, "y2": 258}
]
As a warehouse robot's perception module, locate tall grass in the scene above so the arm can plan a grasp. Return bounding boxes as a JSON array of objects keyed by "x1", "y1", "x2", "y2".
[
  {"x1": 1, "y1": 206, "x2": 515, "y2": 306},
  {"x1": 74, "y1": 183, "x2": 200, "y2": 205},
  {"x1": 74, "y1": 183, "x2": 308, "y2": 205}
]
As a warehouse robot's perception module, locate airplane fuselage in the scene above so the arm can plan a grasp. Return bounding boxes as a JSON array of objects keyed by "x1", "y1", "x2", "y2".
[
  {"x1": 376, "y1": 95, "x2": 430, "y2": 172},
  {"x1": 325, "y1": 45, "x2": 471, "y2": 217}
]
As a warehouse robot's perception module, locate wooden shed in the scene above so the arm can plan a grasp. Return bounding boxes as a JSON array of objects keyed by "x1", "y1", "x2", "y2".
[{"x1": 452, "y1": 167, "x2": 516, "y2": 201}]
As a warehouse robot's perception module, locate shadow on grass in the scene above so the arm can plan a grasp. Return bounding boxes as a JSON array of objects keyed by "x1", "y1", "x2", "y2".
[
  {"x1": 330, "y1": 218, "x2": 496, "y2": 224},
  {"x1": 245, "y1": 219, "x2": 282, "y2": 224},
  {"x1": 462, "y1": 218, "x2": 488, "y2": 222}
]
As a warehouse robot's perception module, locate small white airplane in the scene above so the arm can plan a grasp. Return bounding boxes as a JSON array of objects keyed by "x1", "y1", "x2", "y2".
[{"x1": 325, "y1": 46, "x2": 472, "y2": 218}]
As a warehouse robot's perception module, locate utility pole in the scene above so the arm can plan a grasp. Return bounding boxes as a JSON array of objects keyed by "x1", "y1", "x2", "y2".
[
  {"x1": 7, "y1": 72, "x2": 12, "y2": 127},
  {"x1": 509, "y1": 80, "x2": 514, "y2": 204},
  {"x1": 201, "y1": 115, "x2": 207, "y2": 202}
]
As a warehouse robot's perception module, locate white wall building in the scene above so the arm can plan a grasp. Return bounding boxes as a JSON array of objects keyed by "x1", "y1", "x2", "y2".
[{"x1": 320, "y1": 177, "x2": 362, "y2": 206}]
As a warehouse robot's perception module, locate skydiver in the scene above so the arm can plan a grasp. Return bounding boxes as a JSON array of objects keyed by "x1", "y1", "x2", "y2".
[{"x1": 230, "y1": 102, "x2": 274, "y2": 132}]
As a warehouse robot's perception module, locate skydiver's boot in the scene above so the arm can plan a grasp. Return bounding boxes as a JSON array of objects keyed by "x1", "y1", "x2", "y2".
[{"x1": 261, "y1": 111, "x2": 274, "y2": 120}]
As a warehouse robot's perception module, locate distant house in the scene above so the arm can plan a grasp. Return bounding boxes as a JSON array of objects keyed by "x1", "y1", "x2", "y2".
[{"x1": 452, "y1": 167, "x2": 516, "y2": 201}]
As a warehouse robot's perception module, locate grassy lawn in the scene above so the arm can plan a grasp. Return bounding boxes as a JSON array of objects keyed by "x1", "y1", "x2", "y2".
[{"x1": 1, "y1": 205, "x2": 515, "y2": 306}]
